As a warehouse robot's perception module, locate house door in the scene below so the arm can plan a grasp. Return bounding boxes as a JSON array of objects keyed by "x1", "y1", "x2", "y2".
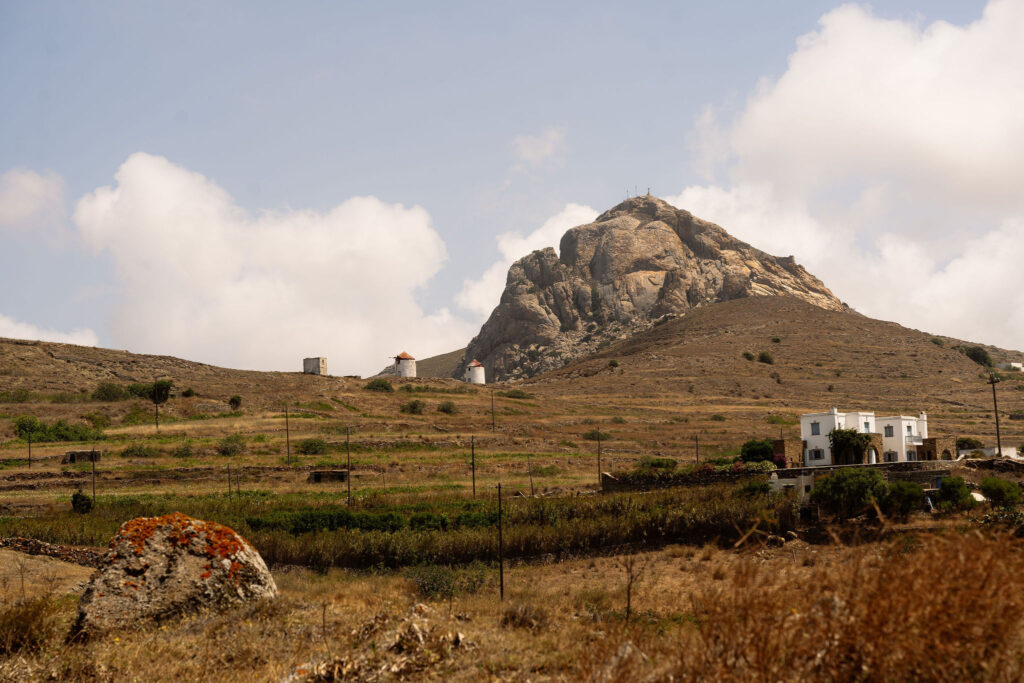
[{"x1": 868, "y1": 448, "x2": 877, "y2": 464}]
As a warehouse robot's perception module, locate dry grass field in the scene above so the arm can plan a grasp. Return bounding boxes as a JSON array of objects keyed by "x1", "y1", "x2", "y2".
[{"x1": 3, "y1": 296, "x2": 1024, "y2": 680}]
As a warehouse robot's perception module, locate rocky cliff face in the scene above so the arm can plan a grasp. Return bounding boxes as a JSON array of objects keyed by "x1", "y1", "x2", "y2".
[{"x1": 459, "y1": 195, "x2": 844, "y2": 381}]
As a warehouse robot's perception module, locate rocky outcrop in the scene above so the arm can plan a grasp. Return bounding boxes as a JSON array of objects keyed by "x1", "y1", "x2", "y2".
[
  {"x1": 458, "y1": 195, "x2": 844, "y2": 381},
  {"x1": 72, "y1": 512, "x2": 277, "y2": 637}
]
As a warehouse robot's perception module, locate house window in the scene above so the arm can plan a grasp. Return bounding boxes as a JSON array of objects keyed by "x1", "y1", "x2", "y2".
[
  {"x1": 906, "y1": 425, "x2": 913, "y2": 434},
  {"x1": 811, "y1": 422, "x2": 820, "y2": 436},
  {"x1": 907, "y1": 451, "x2": 917, "y2": 461},
  {"x1": 884, "y1": 451, "x2": 898, "y2": 463},
  {"x1": 810, "y1": 449, "x2": 824, "y2": 460},
  {"x1": 884, "y1": 425, "x2": 894, "y2": 437},
  {"x1": 864, "y1": 421, "x2": 870, "y2": 431}
]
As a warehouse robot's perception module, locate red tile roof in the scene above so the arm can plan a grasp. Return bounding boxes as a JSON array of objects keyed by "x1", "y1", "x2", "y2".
[{"x1": 395, "y1": 351, "x2": 415, "y2": 360}]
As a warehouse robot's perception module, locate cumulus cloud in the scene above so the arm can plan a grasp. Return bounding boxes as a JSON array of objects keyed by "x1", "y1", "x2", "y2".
[
  {"x1": 73, "y1": 152, "x2": 475, "y2": 374},
  {"x1": 673, "y1": 0, "x2": 1024, "y2": 350},
  {"x1": 511, "y1": 127, "x2": 566, "y2": 169},
  {"x1": 0, "y1": 313, "x2": 98, "y2": 346},
  {"x1": 0, "y1": 168, "x2": 66, "y2": 235},
  {"x1": 455, "y1": 202, "x2": 598, "y2": 318}
]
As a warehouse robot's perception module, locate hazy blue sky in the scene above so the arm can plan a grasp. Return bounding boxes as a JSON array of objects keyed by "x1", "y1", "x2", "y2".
[{"x1": 5, "y1": 1, "x2": 1020, "y2": 375}]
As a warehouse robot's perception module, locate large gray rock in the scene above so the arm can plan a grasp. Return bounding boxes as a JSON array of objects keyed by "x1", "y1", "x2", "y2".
[
  {"x1": 73, "y1": 512, "x2": 277, "y2": 636},
  {"x1": 458, "y1": 195, "x2": 845, "y2": 381}
]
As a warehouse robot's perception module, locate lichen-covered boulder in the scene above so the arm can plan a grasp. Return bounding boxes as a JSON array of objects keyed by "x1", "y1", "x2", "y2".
[{"x1": 73, "y1": 512, "x2": 277, "y2": 636}]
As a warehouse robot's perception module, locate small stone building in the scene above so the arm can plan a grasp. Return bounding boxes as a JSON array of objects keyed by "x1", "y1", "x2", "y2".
[
  {"x1": 394, "y1": 352, "x2": 416, "y2": 378},
  {"x1": 62, "y1": 450, "x2": 101, "y2": 464},
  {"x1": 303, "y1": 357, "x2": 327, "y2": 375},
  {"x1": 464, "y1": 359, "x2": 486, "y2": 384}
]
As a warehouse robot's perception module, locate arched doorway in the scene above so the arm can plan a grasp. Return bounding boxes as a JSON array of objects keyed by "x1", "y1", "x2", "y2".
[{"x1": 867, "y1": 448, "x2": 877, "y2": 464}]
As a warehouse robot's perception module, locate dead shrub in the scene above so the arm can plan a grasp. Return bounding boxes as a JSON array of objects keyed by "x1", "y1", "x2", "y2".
[
  {"x1": 500, "y1": 604, "x2": 549, "y2": 632},
  {"x1": 0, "y1": 596, "x2": 59, "y2": 655}
]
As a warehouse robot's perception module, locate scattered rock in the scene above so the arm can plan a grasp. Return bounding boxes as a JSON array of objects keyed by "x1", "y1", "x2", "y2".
[{"x1": 72, "y1": 512, "x2": 277, "y2": 637}]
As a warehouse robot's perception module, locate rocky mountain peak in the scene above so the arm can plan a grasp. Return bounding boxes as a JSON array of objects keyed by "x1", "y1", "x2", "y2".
[{"x1": 458, "y1": 196, "x2": 843, "y2": 381}]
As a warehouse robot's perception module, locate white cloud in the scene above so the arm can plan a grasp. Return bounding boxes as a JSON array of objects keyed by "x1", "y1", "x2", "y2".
[
  {"x1": 676, "y1": 0, "x2": 1024, "y2": 350},
  {"x1": 511, "y1": 127, "x2": 566, "y2": 169},
  {"x1": 455, "y1": 202, "x2": 598, "y2": 318},
  {"x1": 73, "y1": 152, "x2": 475, "y2": 375},
  {"x1": 0, "y1": 313, "x2": 98, "y2": 346},
  {"x1": 0, "y1": 168, "x2": 66, "y2": 235}
]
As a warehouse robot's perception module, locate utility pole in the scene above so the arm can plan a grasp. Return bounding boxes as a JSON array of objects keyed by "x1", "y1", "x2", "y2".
[
  {"x1": 527, "y1": 451, "x2": 535, "y2": 497},
  {"x1": 471, "y1": 435, "x2": 476, "y2": 498},
  {"x1": 346, "y1": 426, "x2": 352, "y2": 506},
  {"x1": 497, "y1": 482, "x2": 504, "y2": 601},
  {"x1": 491, "y1": 390, "x2": 496, "y2": 433},
  {"x1": 989, "y1": 375, "x2": 1003, "y2": 457},
  {"x1": 27, "y1": 432, "x2": 31, "y2": 469},
  {"x1": 284, "y1": 403, "x2": 291, "y2": 465},
  {"x1": 91, "y1": 455, "x2": 96, "y2": 503},
  {"x1": 597, "y1": 431, "x2": 602, "y2": 484},
  {"x1": 695, "y1": 435, "x2": 699, "y2": 464},
  {"x1": 227, "y1": 464, "x2": 232, "y2": 501}
]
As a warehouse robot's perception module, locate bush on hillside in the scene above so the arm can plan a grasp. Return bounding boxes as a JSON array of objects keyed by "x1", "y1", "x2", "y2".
[
  {"x1": 71, "y1": 490, "x2": 93, "y2": 514},
  {"x1": 498, "y1": 389, "x2": 533, "y2": 399},
  {"x1": 399, "y1": 399, "x2": 426, "y2": 415},
  {"x1": 229, "y1": 395, "x2": 242, "y2": 410},
  {"x1": 742, "y1": 351, "x2": 755, "y2": 361},
  {"x1": 297, "y1": 438, "x2": 328, "y2": 455},
  {"x1": 121, "y1": 442, "x2": 160, "y2": 458},
  {"x1": 12, "y1": 416, "x2": 103, "y2": 443},
  {"x1": 981, "y1": 476, "x2": 1021, "y2": 508},
  {"x1": 740, "y1": 438, "x2": 775, "y2": 463},
  {"x1": 92, "y1": 382, "x2": 128, "y2": 401},
  {"x1": 810, "y1": 467, "x2": 888, "y2": 519},
  {"x1": 757, "y1": 351, "x2": 774, "y2": 365},
  {"x1": 959, "y1": 345, "x2": 993, "y2": 367},
  {"x1": 437, "y1": 400, "x2": 458, "y2": 414},
  {"x1": 217, "y1": 434, "x2": 245, "y2": 456},
  {"x1": 363, "y1": 378, "x2": 394, "y2": 392},
  {"x1": 957, "y1": 437, "x2": 984, "y2": 451},
  {"x1": 582, "y1": 429, "x2": 611, "y2": 441}
]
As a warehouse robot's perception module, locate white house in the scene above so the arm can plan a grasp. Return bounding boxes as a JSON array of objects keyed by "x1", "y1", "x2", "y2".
[
  {"x1": 877, "y1": 412, "x2": 928, "y2": 463},
  {"x1": 302, "y1": 357, "x2": 327, "y2": 375},
  {"x1": 1001, "y1": 361, "x2": 1023, "y2": 371},
  {"x1": 394, "y1": 351, "x2": 416, "y2": 378},
  {"x1": 464, "y1": 359, "x2": 486, "y2": 384},
  {"x1": 800, "y1": 408, "x2": 880, "y2": 466}
]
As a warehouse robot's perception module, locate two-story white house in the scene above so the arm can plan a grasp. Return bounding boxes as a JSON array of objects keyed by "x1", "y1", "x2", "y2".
[
  {"x1": 800, "y1": 408, "x2": 932, "y2": 467},
  {"x1": 801, "y1": 408, "x2": 879, "y2": 466}
]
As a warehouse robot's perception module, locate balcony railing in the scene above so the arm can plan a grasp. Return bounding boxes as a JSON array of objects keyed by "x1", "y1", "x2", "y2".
[{"x1": 905, "y1": 435, "x2": 923, "y2": 444}]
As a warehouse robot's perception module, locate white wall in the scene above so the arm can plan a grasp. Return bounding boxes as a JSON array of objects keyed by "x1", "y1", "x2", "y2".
[
  {"x1": 801, "y1": 410, "x2": 844, "y2": 466},
  {"x1": 465, "y1": 365, "x2": 485, "y2": 384},
  {"x1": 397, "y1": 358, "x2": 417, "y2": 378}
]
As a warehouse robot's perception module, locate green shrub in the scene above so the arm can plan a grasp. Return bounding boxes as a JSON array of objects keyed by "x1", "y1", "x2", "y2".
[
  {"x1": 228, "y1": 395, "x2": 242, "y2": 410},
  {"x1": 742, "y1": 351, "x2": 755, "y2": 361},
  {"x1": 296, "y1": 438, "x2": 328, "y2": 455},
  {"x1": 404, "y1": 564, "x2": 487, "y2": 602},
  {"x1": 0, "y1": 596, "x2": 59, "y2": 655},
  {"x1": 957, "y1": 437, "x2": 984, "y2": 451},
  {"x1": 810, "y1": 467, "x2": 889, "y2": 519},
  {"x1": 582, "y1": 429, "x2": 611, "y2": 441},
  {"x1": 710, "y1": 414, "x2": 727, "y2": 422},
  {"x1": 410, "y1": 512, "x2": 450, "y2": 531},
  {"x1": 363, "y1": 378, "x2": 394, "y2": 392},
  {"x1": 958, "y1": 345, "x2": 993, "y2": 367},
  {"x1": 608, "y1": 359, "x2": 619, "y2": 368},
  {"x1": 217, "y1": 434, "x2": 245, "y2": 456},
  {"x1": 82, "y1": 412, "x2": 111, "y2": 429},
  {"x1": 930, "y1": 337, "x2": 944, "y2": 347},
  {"x1": 884, "y1": 480, "x2": 925, "y2": 520},
  {"x1": 12, "y1": 415, "x2": 103, "y2": 443},
  {"x1": 71, "y1": 490, "x2": 93, "y2": 514},
  {"x1": 937, "y1": 476, "x2": 976, "y2": 512},
  {"x1": 740, "y1": 438, "x2": 775, "y2": 463},
  {"x1": 639, "y1": 456, "x2": 678, "y2": 471},
  {"x1": 771, "y1": 337, "x2": 781, "y2": 343},
  {"x1": 498, "y1": 389, "x2": 533, "y2": 399},
  {"x1": 757, "y1": 351, "x2": 774, "y2": 365},
  {"x1": 981, "y1": 476, "x2": 1021, "y2": 508},
  {"x1": 610, "y1": 416, "x2": 626, "y2": 424},
  {"x1": 121, "y1": 442, "x2": 160, "y2": 458},
  {"x1": 400, "y1": 399, "x2": 426, "y2": 415},
  {"x1": 92, "y1": 382, "x2": 128, "y2": 401},
  {"x1": 171, "y1": 441, "x2": 194, "y2": 458},
  {"x1": 735, "y1": 479, "x2": 772, "y2": 498},
  {"x1": 182, "y1": 388, "x2": 196, "y2": 398},
  {"x1": 0, "y1": 388, "x2": 33, "y2": 403},
  {"x1": 437, "y1": 401, "x2": 458, "y2": 415}
]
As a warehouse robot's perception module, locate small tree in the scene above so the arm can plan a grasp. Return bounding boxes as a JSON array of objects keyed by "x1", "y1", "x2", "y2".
[
  {"x1": 810, "y1": 467, "x2": 888, "y2": 519},
  {"x1": 957, "y1": 437, "x2": 984, "y2": 451},
  {"x1": 71, "y1": 489, "x2": 93, "y2": 514},
  {"x1": 981, "y1": 476, "x2": 1021, "y2": 508},
  {"x1": 150, "y1": 380, "x2": 173, "y2": 430},
  {"x1": 937, "y1": 476, "x2": 976, "y2": 512},
  {"x1": 740, "y1": 438, "x2": 775, "y2": 463},
  {"x1": 884, "y1": 480, "x2": 925, "y2": 521},
  {"x1": 297, "y1": 438, "x2": 328, "y2": 455},
  {"x1": 92, "y1": 382, "x2": 127, "y2": 402},
  {"x1": 229, "y1": 395, "x2": 242, "y2": 411},
  {"x1": 828, "y1": 428, "x2": 872, "y2": 464}
]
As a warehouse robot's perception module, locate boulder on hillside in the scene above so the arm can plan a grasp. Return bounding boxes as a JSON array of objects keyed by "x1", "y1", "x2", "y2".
[{"x1": 72, "y1": 512, "x2": 277, "y2": 637}]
